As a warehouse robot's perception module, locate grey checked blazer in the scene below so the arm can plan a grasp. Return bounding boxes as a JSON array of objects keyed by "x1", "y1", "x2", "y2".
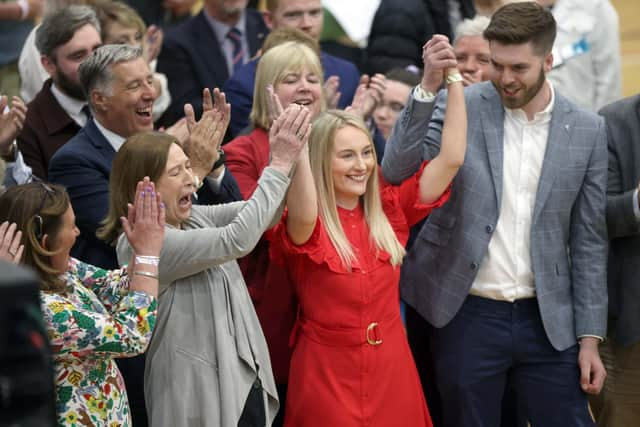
[{"x1": 382, "y1": 81, "x2": 608, "y2": 351}]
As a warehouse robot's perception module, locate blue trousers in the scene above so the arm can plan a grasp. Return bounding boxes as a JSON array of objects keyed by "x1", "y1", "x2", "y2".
[{"x1": 430, "y1": 295, "x2": 594, "y2": 427}]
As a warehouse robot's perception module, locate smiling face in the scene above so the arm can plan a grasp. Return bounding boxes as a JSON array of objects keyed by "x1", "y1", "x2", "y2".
[
  {"x1": 155, "y1": 143, "x2": 195, "y2": 227},
  {"x1": 373, "y1": 79, "x2": 412, "y2": 139},
  {"x1": 43, "y1": 23, "x2": 102, "y2": 100},
  {"x1": 47, "y1": 204, "x2": 80, "y2": 273},
  {"x1": 274, "y1": 65, "x2": 323, "y2": 117},
  {"x1": 331, "y1": 125, "x2": 376, "y2": 209},
  {"x1": 93, "y1": 57, "x2": 156, "y2": 138},
  {"x1": 489, "y1": 41, "x2": 552, "y2": 115}
]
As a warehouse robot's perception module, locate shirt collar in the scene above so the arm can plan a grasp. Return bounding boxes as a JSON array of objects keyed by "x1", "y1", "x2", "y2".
[
  {"x1": 50, "y1": 83, "x2": 86, "y2": 118},
  {"x1": 93, "y1": 118, "x2": 126, "y2": 152},
  {"x1": 203, "y1": 9, "x2": 247, "y2": 44},
  {"x1": 504, "y1": 80, "x2": 555, "y2": 123}
]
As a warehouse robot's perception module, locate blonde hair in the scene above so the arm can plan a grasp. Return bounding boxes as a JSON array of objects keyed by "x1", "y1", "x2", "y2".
[
  {"x1": 94, "y1": 0, "x2": 146, "y2": 43},
  {"x1": 309, "y1": 110, "x2": 406, "y2": 269},
  {"x1": 251, "y1": 41, "x2": 324, "y2": 130},
  {"x1": 261, "y1": 27, "x2": 320, "y2": 55}
]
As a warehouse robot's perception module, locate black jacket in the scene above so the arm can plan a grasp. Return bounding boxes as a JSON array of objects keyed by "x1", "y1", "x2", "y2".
[{"x1": 365, "y1": 0, "x2": 475, "y2": 75}]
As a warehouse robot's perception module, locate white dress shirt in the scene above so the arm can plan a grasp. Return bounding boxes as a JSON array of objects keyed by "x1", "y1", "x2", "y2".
[
  {"x1": 470, "y1": 83, "x2": 556, "y2": 302},
  {"x1": 50, "y1": 83, "x2": 89, "y2": 128},
  {"x1": 94, "y1": 119, "x2": 126, "y2": 153}
]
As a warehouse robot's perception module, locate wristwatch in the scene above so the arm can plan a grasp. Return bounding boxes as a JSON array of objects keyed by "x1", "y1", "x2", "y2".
[{"x1": 212, "y1": 148, "x2": 226, "y2": 170}]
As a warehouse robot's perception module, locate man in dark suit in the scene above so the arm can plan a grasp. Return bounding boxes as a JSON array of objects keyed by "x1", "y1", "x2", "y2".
[
  {"x1": 17, "y1": 5, "x2": 101, "y2": 180},
  {"x1": 589, "y1": 94, "x2": 640, "y2": 426},
  {"x1": 157, "y1": 0, "x2": 268, "y2": 124},
  {"x1": 223, "y1": 0, "x2": 360, "y2": 137},
  {"x1": 382, "y1": 3, "x2": 607, "y2": 426}
]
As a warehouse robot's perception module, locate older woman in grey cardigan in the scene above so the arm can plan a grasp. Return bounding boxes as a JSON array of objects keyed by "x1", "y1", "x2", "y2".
[{"x1": 101, "y1": 104, "x2": 312, "y2": 426}]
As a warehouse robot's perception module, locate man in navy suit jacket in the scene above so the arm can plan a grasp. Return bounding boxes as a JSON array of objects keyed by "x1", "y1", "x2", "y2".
[
  {"x1": 224, "y1": 0, "x2": 360, "y2": 137},
  {"x1": 158, "y1": 0, "x2": 268, "y2": 125}
]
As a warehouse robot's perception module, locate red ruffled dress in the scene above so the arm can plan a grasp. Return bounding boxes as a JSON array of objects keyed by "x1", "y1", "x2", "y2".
[{"x1": 269, "y1": 164, "x2": 449, "y2": 427}]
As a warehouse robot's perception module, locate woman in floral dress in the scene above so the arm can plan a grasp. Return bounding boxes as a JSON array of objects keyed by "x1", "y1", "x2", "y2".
[{"x1": 0, "y1": 179, "x2": 164, "y2": 426}]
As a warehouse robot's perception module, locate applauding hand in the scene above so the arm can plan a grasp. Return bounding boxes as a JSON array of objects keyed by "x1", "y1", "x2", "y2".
[
  {"x1": 121, "y1": 177, "x2": 165, "y2": 259},
  {"x1": 183, "y1": 88, "x2": 231, "y2": 179},
  {"x1": 347, "y1": 74, "x2": 386, "y2": 121},
  {"x1": 0, "y1": 221, "x2": 24, "y2": 264}
]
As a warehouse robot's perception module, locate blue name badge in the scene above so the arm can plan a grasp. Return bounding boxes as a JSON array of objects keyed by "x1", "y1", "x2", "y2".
[{"x1": 552, "y1": 36, "x2": 591, "y2": 68}]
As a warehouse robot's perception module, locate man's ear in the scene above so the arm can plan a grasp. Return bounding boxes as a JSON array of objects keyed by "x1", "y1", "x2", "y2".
[
  {"x1": 543, "y1": 52, "x2": 554, "y2": 73},
  {"x1": 41, "y1": 55, "x2": 57, "y2": 77},
  {"x1": 91, "y1": 90, "x2": 108, "y2": 113},
  {"x1": 262, "y1": 10, "x2": 274, "y2": 30}
]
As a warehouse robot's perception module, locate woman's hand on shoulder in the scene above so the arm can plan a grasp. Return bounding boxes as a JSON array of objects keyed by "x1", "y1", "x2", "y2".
[{"x1": 121, "y1": 177, "x2": 166, "y2": 258}]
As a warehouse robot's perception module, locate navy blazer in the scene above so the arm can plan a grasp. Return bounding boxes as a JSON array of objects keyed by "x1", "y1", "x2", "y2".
[
  {"x1": 158, "y1": 9, "x2": 268, "y2": 125},
  {"x1": 223, "y1": 51, "x2": 360, "y2": 138},
  {"x1": 49, "y1": 120, "x2": 242, "y2": 270},
  {"x1": 49, "y1": 120, "x2": 118, "y2": 269}
]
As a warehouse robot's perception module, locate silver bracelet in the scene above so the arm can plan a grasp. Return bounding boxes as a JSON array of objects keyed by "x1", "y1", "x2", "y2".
[
  {"x1": 135, "y1": 255, "x2": 160, "y2": 266},
  {"x1": 134, "y1": 270, "x2": 159, "y2": 280}
]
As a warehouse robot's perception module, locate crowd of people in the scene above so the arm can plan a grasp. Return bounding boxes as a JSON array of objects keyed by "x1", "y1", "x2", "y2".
[{"x1": 0, "y1": 0, "x2": 636, "y2": 426}]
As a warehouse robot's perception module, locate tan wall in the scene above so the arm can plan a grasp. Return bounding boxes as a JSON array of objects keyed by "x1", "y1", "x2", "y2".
[{"x1": 611, "y1": 0, "x2": 640, "y2": 97}]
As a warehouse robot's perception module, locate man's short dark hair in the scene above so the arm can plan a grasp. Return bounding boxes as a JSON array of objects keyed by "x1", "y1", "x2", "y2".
[
  {"x1": 35, "y1": 5, "x2": 101, "y2": 60},
  {"x1": 484, "y1": 1, "x2": 556, "y2": 56}
]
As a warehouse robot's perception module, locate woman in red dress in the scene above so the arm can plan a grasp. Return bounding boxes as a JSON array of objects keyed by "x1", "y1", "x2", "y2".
[{"x1": 269, "y1": 65, "x2": 467, "y2": 426}]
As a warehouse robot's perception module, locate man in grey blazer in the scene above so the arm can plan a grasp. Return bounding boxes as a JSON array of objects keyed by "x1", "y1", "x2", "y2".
[
  {"x1": 589, "y1": 94, "x2": 640, "y2": 426},
  {"x1": 382, "y1": 3, "x2": 608, "y2": 426}
]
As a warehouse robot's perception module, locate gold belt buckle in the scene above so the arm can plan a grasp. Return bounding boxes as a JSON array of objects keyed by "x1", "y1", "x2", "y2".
[{"x1": 366, "y1": 322, "x2": 382, "y2": 346}]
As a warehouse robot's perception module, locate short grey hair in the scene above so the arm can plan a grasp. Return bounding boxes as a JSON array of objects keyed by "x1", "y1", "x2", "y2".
[
  {"x1": 454, "y1": 15, "x2": 491, "y2": 44},
  {"x1": 79, "y1": 44, "x2": 143, "y2": 102},
  {"x1": 36, "y1": 5, "x2": 101, "y2": 59}
]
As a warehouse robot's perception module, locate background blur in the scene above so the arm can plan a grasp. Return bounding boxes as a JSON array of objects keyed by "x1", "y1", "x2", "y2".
[{"x1": 612, "y1": 0, "x2": 640, "y2": 97}]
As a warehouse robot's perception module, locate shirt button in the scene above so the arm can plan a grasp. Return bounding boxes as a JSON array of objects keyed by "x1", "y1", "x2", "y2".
[
  {"x1": 485, "y1": 225, "x2": 494, "y2": 233},
  {"x1": 470, "y1": 262, "x2": 479, "y2": 270}
]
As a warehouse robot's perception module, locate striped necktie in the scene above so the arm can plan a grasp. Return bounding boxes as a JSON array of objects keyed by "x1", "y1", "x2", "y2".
[
  {"x1": 81, "y1": 104, "x2": 92, "y2": 122},
  {"x1": 226, "y1": 28, "x2": 244, "y2": 75}
]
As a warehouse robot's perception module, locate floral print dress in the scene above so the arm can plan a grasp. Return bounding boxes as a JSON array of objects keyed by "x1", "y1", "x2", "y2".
[{"x1": 40, "y1": 258, "x2": 157, "y2": 426}]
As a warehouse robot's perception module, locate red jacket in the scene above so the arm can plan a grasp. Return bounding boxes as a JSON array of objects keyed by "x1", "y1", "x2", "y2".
[{"x1": 225, "y1": 127, "x2": 297, "y2": 383}]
